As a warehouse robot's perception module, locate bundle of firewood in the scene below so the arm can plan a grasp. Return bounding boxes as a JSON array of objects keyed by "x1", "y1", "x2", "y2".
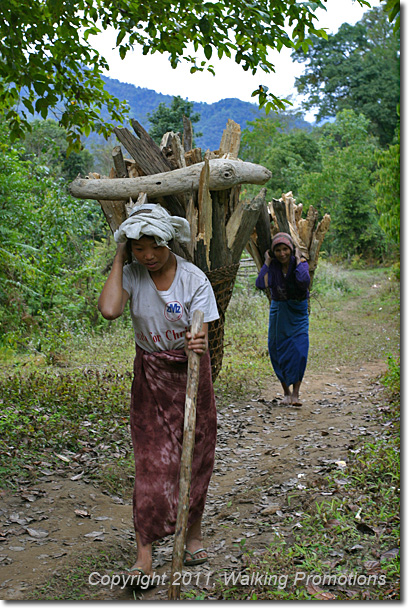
[
  {"x1": 246, "y1": 191, "x2": 331, "y2": 290},
  {"x1": 69, "y1": 119, "x2": 330, "y2": 376},
  {"x1": 69, "y1": 118, "x2": 272, "y2": 379}
]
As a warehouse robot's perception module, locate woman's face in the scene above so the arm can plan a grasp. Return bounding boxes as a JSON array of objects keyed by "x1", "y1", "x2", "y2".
[
  {"x1": 273, "y1": 243, "x2": 292, "y2": 265},
  {"x1": 130, "y1": 236, "x2": 171, "y2": 272}
]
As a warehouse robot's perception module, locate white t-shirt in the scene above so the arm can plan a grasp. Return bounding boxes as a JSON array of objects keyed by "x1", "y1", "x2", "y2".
[{"x1": 122, "y1": 254, "x2": 219, "y2": 353}]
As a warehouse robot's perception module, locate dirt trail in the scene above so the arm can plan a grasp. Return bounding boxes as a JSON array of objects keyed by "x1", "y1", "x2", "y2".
[{"x1": 0, "y1": 360, "x2": 387, "y2": 600}]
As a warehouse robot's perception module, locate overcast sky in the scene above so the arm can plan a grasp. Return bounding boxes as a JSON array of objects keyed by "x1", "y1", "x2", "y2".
[{"x1": 90, "y1": 0, "x2": 382, "y2": 116}]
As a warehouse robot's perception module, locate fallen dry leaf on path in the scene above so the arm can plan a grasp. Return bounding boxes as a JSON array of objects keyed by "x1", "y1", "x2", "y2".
[{"x1": 306, "y1": 583, "x2": 336, "y2": 599}]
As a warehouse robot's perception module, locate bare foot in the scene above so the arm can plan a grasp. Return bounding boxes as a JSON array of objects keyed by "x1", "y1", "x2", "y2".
[{"x1": 281, "y1": 395, "x2": 292, "y2": 405}]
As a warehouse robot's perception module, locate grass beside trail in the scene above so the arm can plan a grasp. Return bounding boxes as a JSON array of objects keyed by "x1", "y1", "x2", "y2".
[{"x1": 206, "y1": 354, "x2": 400, "y2": 601}]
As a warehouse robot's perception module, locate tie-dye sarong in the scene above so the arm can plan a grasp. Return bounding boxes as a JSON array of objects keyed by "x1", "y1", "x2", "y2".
[{"x1": 130, "y1": 345, "x2": 217, "y2": 545}]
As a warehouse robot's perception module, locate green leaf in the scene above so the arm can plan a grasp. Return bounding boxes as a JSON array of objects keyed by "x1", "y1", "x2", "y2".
[{"x1": 204, "y1": 44, "x2": 212, "y2": 60}]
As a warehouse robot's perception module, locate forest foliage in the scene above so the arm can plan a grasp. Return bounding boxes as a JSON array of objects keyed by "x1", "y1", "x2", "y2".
[
  {"x1": 0, "y1": 2, "x2": 400, "y2": 360},
  {"x1": 0, "y1": 0, "x2": 335, "y2": 148}
]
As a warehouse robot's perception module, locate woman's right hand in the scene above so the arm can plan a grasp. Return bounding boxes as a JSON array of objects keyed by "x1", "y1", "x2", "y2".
[
  {"x1": 264, "y1": 249, "x2": 272, "y2": 266},
  {"x1": 115, "y1": 241, "x2": 129, "y2": 264}
]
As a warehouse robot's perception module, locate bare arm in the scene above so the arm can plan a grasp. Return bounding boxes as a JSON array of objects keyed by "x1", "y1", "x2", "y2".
[
  {"x1": 185, "y1": 323, "x2": 209, "y2": 357},
  {"x1": 98, "y1": 243, "x2": 130, "y2": 320}
]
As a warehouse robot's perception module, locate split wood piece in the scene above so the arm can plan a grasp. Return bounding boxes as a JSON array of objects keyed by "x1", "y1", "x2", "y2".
[
  {"x1": 253, "y1": 200, "x2": 272, "y2": 264},
  {"x1": 115, "y1": 120, "x2": 187, "y2": 217},
  {"x1": 295, "y1": 202, "x2": 303, "y2": 224},
  {"x1": 309, "y1": 213, "x2": 331, "y2": 273},
  {"x1": 246, "y1": 233, "x2": 263, "y2": 270},
  {"x1": 185, "y1": 193, "x2": 198, "y2": 260},
  {"x1": 219, "y1": 119, "x2": 241, "y2": 158},
  {"x1": 270, "y1": 198, "x2": 290, "y2": 234},
  {"x1": 298, "y1": 205, "x2": 318, "y2": 251},
  {"x1": 112, "y1": 128, "x2": 166, "y2": 181},
  {"x1": 160, "y1": 131, "x2": 186, "y2": 170},
  {"x1": 125, "y1": 159, "x2": 146, "y2": 178},
  {"x1": 196, "y1": 155, "x2": 213, "y2": 270},
  {"x1": 280, "y1": 192, "x2": 309, "y2": 259},
  {"x1": 168, "y1": 309, "x2": 204, "y2": 601},
  {"x1": 69, "y1": 159, "x2": 272, "y2": 202},
  {"x1": 182, "y1": 115, "x2": 193, "y2": 153},
  {"x1": 128, "y1": 192, "x2": 148, "y2": 214},
  {"x1": 226, "y1": 188, "x2": 267, "y2": 263},
  {"x1": 209, "y1": 189, "x2": 233, "y2": 269},
  {"x1": 185, "y1": 148, "x2": 202, "y2": 167},
  {"x1": 112, "y1": 146, "x2": 128, "y2": 178}
]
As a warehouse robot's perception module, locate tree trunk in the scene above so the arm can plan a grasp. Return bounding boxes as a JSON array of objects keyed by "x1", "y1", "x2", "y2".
[{"x1": 69, "y1": 159, "x2": 272, "y2": 201}]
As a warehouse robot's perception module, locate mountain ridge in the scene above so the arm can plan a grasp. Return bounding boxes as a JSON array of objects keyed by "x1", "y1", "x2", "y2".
[{"x1": 101, "y1": 76, "x2": 312, "y2": 151}]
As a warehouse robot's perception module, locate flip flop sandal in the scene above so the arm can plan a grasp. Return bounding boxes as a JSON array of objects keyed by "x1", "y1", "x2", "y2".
[
  {"x1": 183, "y1": 548, "x2": 208, "y2": 566},
  {"x1": 119, "y1": 567, "x2": 157, "y2": 590}
]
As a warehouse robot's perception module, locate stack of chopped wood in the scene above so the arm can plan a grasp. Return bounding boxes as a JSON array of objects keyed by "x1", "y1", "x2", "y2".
[
  {"x1": 69, "y1": 118, "x2": 272, "y2": 379},
  {"x1": 246, "y1": 191, "x2": 331, "y2": 290},
  {"x1": 69, "y1": 118, "x2": 271, "y2": 272}
]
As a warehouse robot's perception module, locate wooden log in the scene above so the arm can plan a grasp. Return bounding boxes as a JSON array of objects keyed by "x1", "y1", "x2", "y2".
[
  {"x1": 125, "y1": 159, "x2": 145, "y2": 178},
  {"x1": 185, "y1": 193, "x2": 198, "y2": 260},
  {"x1": 309, "y1": 213, "x2": 331, "y2": 271},
  {"x1": 69, "y1": 159, "x2": 272, "y2": 201},
  {"x1": 281, "y1": 192, "x2": 309, "y2": 258},
  {"x1": 271, "y1": 198, "x2": 290, "y2": 234},
  {"x1": 227, "y1": 188, "x2": 267, "y2": 263},
  {"x1": 196, "y1": 156, "x2": 213, "y2": 269},
  {"x1": 114, "y1": 124, "x2": 173, "y2": 176},
  {"x1": 298, "y1": 205, "x2": 318, "y2": 250},
  {"x1": 219, "y1": 119, "x2": 241, "y2": 158},
  {"x1": 112, "y1": 146, "x2": 128, "y2": 178},
  {"x1": 114, "y1": 122, "x2": 188, "y2": 216},
  {"x1": 245, "y1": 232, "x2": 264, "y2": 271},
  {"x1": 185, "y1": 148, "x2": 202, "y2": 166},
  {"x1": 253, "y1": 201, "x2": 272, "y2": 261},
  {"x1": 182, "y1": 115, "x2": 193, "y2": 153},
  {"x1": 224, "y1": 183, "x2": 241, "y2": 225},
  {"x1": 248, "y1": 191, "x2": 331, "y2": 298},
  {"x1": 209, "y1": 190, "x2": 233, "y2": 268},
  {"x1": 99, "y1": 200, "x2": 128, "y2": 233},
  {"x1": 160, "y1": 131, "x2": 186, "y2": 170},
  {"x1": 168, "y1": 310, "x2": 204, "y2": 601},
  {"x1": 295, "y1": 202, "x2": 303, "y2": 224}
]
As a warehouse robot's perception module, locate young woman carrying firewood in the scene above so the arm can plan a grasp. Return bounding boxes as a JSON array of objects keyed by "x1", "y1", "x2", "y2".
[
  {"x1": 256, "y1": 232, "x2": 310, "y2": 406},
  {"x1": 98, "y1": 203, "x2": 219, "y2": 584}
]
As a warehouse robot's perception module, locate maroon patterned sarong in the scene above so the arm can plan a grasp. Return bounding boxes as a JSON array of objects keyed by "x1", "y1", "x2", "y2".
[{"x1": 130, "y1": 345, "x2": 217, "y2": 546}]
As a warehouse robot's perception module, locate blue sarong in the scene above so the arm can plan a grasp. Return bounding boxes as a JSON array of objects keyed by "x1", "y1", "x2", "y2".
[{"x1": 268, "y1": 299, "x2": 309, "y2": 387}]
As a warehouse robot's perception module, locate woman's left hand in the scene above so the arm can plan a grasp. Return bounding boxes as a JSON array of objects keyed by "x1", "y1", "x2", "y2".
[
  {"x1": 185, "y1": 329, "x2": 208, "y2": 357},
  {"x1": 295, "y1": 246, "x2": 307, "y2": 265}
]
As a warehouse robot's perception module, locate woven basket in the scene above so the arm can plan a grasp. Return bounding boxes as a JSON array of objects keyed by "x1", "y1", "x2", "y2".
[{"x1": 205, "y1": 263, "x2": 240, "y2": 381}]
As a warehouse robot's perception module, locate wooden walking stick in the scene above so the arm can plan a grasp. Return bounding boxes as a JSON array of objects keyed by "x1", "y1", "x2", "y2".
[{"x1": 168, "y1": 309, "x2": 204, "y2": 600}]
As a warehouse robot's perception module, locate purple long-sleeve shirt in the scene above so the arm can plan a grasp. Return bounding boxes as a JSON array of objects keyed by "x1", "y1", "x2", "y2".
[{"x1": 255, "y1": 256, "x2": 310, "y2": 301}]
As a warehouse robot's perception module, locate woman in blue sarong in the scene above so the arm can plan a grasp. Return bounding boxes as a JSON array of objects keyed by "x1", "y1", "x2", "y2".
[{"x1": 256, "y1": 232, "x2": 310, "y2": 406}]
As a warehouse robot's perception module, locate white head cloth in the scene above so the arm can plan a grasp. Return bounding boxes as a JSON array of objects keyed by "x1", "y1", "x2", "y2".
[{"x1": 114, "y1": 203, "x2": 191, "y2": 247}]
